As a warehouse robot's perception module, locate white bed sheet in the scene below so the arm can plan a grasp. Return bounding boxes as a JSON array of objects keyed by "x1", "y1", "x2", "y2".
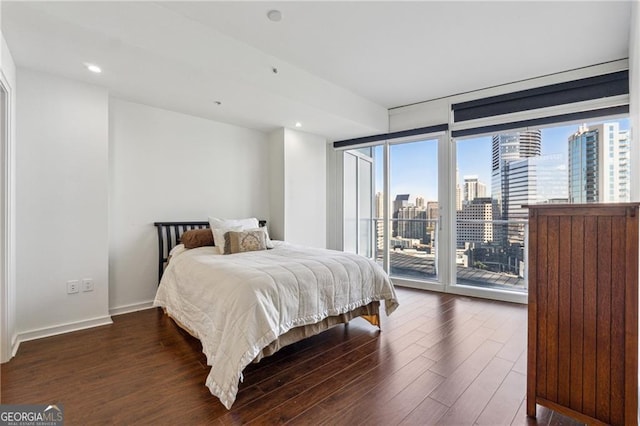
[{"x1": 153, "y1": 241, "x2": 398, "y2": 409}]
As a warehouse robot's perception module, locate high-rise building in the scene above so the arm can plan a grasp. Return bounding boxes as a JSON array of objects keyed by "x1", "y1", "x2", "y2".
[
  {"x1": 463, "y1": 175, "x2": 487, "y2": 204},
  {"x1": 568, "y1": 123, "x2": 630, "y2": 203},
  {"x1": 505, "y1": 153, "x2": 568, "y2": 219},
  {"x1": 426, "y1": 201, "x2": 439, "y2": 249},
  {"x1": 393, "y1": 194, "x2": 410, "y2": 213},
  {"x1": 415, "y1": 196, "x2": 425, "y2": 208},
  {"x1": 392, "y1": 194, "x2": 410, "y2": 237},
  {"x1": 618, "y1": 130, "x2": 630, "y2": 201},
  {"x1": 375, "y1": 192, "x2": 384, "y2": 218},
  {"x1": 456, "y1": 197, "x2": 494, "y2": 246},
  {"x1": 397, "y1": 205, "x2": 428, "y2": 243},
  {"x1": 503, "y1": 154, "x2": 568, "y2": 243},
  {"x1": 426, "y1": 201, "x2": 439, "y2": 223},
  {"x1": 491, "y1": 130, "x2": 542, "y2": 220}
]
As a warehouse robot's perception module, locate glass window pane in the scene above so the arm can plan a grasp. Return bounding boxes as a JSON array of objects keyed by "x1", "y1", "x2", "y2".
[
  {"x1": 358, "y1": 157, "x2": 372, "y2": 258},
  {"x1": 565, "y1": 120, "x2": 630, "y2": 203},
  {"x1": 389, "y1": 139, "x2": 438, "y2": 282},
  {"x1": 457, "y1": 135, "x2": 525, "y2": 292},
  {"x1": 343, "y1": 153, "x2": 357, "y2": 254},
  {"x1": 455, "y1": 117, "x2": 630, "y2": 293},
  {"x1": 343, "y1": 149, "x2": 375, "y2": 258}
]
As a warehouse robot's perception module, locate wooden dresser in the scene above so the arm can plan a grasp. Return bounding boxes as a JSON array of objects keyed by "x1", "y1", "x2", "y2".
[{"x1": 526, "y1": 203, "x2": 638, "y2": 425}]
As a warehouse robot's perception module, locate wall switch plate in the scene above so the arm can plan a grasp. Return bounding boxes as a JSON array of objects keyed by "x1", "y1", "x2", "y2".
[
  {"x1": 67, "y1": 280, "x2": 80, "y2": 294},
  {"x1": 81, "y1": 278, "x2": 94, "y2": 292}
]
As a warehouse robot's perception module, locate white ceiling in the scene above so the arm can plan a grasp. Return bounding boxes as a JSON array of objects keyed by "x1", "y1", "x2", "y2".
[{"x1": 1, "y1": 1, "x2": 632, "y2": 140}]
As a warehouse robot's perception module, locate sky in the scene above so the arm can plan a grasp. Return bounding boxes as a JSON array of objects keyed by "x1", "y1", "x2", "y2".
[{"x1": 374, "y1": 117, "x2": 630, "y2": 205}]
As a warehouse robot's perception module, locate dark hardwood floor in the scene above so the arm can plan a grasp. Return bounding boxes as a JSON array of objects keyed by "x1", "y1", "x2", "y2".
[{"x1": 1, "y1": 287, "x2": 583, "y2": 425}]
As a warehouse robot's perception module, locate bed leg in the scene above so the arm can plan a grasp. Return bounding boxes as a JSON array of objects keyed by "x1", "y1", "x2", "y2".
[{"x1": 360, "y1": 313, "x2": 381, "y2": 329}]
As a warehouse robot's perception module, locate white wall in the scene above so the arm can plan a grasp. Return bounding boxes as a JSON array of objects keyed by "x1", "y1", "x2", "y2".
[
  {"x1": 283, "y1": 128, "x2": 326, "y2": 248},
  {"x1": 268, "y1": 128, "x2": 285, "y2": 241},
  {"x1": 15, "y1": 69, "x2": 111, "y2": 340},
  {"x1": 0, "y1": 32, "x2": 17, "y2": 362},
  {"x1": 109, "y1": 99, "x2": 270, "y2": 313},
  {"x1": 268, "y1": 128, "x2": 326, "y2": 248}
]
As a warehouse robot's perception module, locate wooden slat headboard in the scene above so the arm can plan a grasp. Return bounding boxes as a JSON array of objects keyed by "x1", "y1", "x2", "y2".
[{"x1": 154, "y1": 220, "x2": 267, "y2": 283}]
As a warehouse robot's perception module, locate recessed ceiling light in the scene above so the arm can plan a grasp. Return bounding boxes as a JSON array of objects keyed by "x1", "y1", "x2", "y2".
[
  {"x1": 295, "y1": 122, "x2": 302, "y2": 128},
  {"x1": 85, "y1": 63, "x2": 102, "y2": 74},
  {"x1": 214, "y1": 101, "x2": 222, "y2": 106},
  {"x1": 267, "y1": 10, "x2": 282, "y2": 22}
]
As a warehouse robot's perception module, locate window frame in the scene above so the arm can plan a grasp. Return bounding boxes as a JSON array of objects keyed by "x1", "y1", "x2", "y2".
[
  {"x1": 448, "y1": 111, "x2": 629, "y2": 304},
  {"x1": 337, "y1": 67, "x2": 631, "y2": 305}
]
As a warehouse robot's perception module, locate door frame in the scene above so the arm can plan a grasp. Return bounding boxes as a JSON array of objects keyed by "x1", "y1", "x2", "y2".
[{"x1": 0, "y1": 70, "x2": 15, "y2": 362}]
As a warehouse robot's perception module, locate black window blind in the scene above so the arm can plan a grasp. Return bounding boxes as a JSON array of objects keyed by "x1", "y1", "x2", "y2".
[
  {"x1": 452, "y1": 70, "x2": 628, "y2": 123},
  {"x1": 333, "y1": 123, "x2": 448, "y2": 149}
]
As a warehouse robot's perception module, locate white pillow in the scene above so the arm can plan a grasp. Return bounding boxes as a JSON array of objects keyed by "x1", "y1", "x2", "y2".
[
  {"x1": 208, "y1": 217, "x2": 261, "y2": 254},
  {"x1": 208, "y1": 217, "x2": 259, "y2": 231},
  {"x1": 211, "y1": 225, "x2": 243, "y2": 254}
]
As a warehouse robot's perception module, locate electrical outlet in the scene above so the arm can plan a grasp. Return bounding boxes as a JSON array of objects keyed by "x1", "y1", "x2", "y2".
[
  {"x1": 82, "y1": 278, "x2": 94, "y2": 292},
  {"x1": 67, "y1": 280, "x2": 79, "y2": 294}
]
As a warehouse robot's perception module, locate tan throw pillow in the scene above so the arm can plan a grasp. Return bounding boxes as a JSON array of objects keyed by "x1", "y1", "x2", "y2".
[
  {"x1": 212, "y1": 225, "x2": 243, "y2": 254},
  {"x1": 181, "y1": 228, "x2": 215, "y2": 249},
  {"x1": 224, "y1": 229, "x2": 268, "y2": 254}
]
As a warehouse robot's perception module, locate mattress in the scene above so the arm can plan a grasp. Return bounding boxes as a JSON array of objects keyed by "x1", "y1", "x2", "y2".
[{"x1": 153, "y1": 241, "x2": 398, "y2": 409}]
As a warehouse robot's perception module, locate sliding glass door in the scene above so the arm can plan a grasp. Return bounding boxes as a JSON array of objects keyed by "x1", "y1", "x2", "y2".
[
  {"x1": 344, "y1": 135, "x2": 444, "y2": 290},
  {"x1": 342, "y1": 116, "x2": 630, "y2": 303},
  {"x1": 340, "y1": 69, "x2": 631, "y2": 304},
  {"x1": 388, "y1": 138, "x2": 440, "y2": 283}
]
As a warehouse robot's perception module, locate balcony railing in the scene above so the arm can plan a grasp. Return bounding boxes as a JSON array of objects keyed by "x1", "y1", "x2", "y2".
[
  {"x1": 370, "y1": 217, "x2": 528, "y2": 293},
  {"x1": 455, "y1": 219, "x2": 528, "y2": 292},
  {"x1": 370, "y1": 218, "x2": 438, "y2": 281}
]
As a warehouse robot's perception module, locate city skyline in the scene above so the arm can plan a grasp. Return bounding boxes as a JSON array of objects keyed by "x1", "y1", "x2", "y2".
[
  {"x1": 366, "y1": 118, "x2": 630, "y2": 292},
  {"x1": 374, "y1": 117, "x2": 630, "y2": 204}
]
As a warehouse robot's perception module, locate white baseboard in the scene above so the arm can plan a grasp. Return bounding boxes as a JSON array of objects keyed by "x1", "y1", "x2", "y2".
[
  {"x1": 11, "y1": 333, "x2": 19, "y2": 358},
  {"x1": 109, "y1": 300, "x2": 155, "y2": 316},
  {"x1": 12, "y1": 302, "x2": 157, "y2": 350},
  {"x1": 16, "y1": 315, "x2": 113, "y2": 345}
]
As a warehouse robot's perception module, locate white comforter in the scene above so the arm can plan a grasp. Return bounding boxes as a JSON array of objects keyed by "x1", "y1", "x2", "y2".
[{"x1": 153, "y1": 241, "x2": 398, "y2": 409}]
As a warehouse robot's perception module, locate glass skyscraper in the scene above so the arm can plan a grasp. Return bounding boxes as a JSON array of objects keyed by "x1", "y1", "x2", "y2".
[
  {"x1": 491, "y1": 130, "x2": 542, "y2": 221},
  {"x1": 568, "y1": 123, "x2": 630, "y2": 203}
]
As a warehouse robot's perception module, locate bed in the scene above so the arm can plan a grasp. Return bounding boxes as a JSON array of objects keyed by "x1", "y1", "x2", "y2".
[{"x1": 152, "y1": 221, "x2": 398, "y2": 409}]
